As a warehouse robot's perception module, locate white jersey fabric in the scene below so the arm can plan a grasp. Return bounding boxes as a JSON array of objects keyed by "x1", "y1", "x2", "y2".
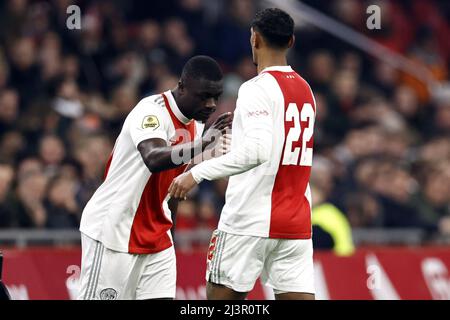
[
  {"x1": 191, "y1": 66, "x2": 316, "y2": 239},
  {"x1": 80, "y1": 90, "x2": 204, "y2": 254}
]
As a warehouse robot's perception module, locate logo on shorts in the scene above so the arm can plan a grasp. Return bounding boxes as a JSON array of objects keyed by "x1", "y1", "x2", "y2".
[{"x1": 100, "y1": 288, "x2": 118, "y2": 300}]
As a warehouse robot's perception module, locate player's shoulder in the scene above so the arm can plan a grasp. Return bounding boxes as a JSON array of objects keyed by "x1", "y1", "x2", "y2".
[
  {"x1": 296, "y1": 73, "x2": 313, "y2": 88},
  {"x1": 239, "y1": 73, "x2": 275, "y2": 97},
  {"x1": 124, "y1": 93, "x2": 170, "y2": 132},
  {"x1": 128, "y1": 93, "x2": 170, "y2": 119},
  {"x1": 134, "y1": 93, "x2": 166, "y2": 112}
]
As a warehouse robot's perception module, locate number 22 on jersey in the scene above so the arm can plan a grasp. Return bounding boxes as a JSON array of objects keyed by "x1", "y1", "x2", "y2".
[{"x1": 281, "y1": 102, "x2": 315, "y2": 166}]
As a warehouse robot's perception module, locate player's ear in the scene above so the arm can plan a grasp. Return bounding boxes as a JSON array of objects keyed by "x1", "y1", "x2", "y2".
[
  {"x1": 251, "y1": 28, "x2": 262, "y2": 49},
  {"x1": 254, "y1": 31, "x2": 262, "y2": 49},
  {"x1": 178, "y1": 80, "x2": 185, "y2": 93},
  {"x1": 287, "y1": 35, "x2": 295, "y2": 49}
]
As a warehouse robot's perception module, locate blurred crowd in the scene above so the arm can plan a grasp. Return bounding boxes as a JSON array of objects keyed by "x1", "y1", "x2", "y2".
[{"x1": 0, "y1": 0, "x2": 449, "y2": 247}]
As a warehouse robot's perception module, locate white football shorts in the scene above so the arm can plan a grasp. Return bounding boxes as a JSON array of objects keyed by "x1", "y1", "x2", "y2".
[
  {"x1": 206, "y1": 229, "x2": 315, "y2": 294},
  {"x1": 78, "y1": 233, "x2": 176, "y2": 300}
]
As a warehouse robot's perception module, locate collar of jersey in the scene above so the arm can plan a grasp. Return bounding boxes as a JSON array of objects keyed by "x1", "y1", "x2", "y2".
[
  {"x1": 260, "y1": 65, "x2": 293, "y2": 73},
  {"x1": 163, "y1": 90, "x2": 191, "y2": 125}
]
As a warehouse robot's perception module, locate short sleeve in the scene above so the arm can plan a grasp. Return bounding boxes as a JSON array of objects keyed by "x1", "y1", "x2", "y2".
[{"x1": 128, "y1": 99, "x2": 170, "y2": 147}]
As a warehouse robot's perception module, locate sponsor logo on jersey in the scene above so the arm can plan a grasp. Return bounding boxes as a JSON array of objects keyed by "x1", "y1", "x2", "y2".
[
  {"x1": 247, "y1": 110, "x2": 269, "y2": 117},
  {"x1": 142, "y1": 115, "x2": 160, "y2": 130}
]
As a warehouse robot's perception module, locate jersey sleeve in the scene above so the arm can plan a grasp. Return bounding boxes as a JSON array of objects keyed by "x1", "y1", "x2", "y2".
[
  {"x1": 190, "y1": 81, "x2": 273, "y2": 182},
  {"x1": 128, "y1": 100, "x2": 170, "y2": 147},
  {"x1": 237, "y1": 80, "x2": 273, "y2": 141}
]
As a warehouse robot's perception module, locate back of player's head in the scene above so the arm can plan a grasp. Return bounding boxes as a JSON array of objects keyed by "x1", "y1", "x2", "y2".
[
  {"x1": 251, "y1": 8, "x2": 294, "y2": 49},
  {"x1": 181, "y1": 55, "x2": 223, "y2": 83}
]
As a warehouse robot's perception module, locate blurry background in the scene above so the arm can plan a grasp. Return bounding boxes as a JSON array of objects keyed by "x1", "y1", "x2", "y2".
[{"x1": 0, "y1": 0, "x2": 449, "y2": 257}]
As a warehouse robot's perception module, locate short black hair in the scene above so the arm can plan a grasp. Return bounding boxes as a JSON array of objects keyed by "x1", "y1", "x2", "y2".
[
  {"x1": 181, "y1": 55, "x2": 223, "y2": 82},
  {"x1": 251, "y1": 8, "x2": 294, "y2": 49}
]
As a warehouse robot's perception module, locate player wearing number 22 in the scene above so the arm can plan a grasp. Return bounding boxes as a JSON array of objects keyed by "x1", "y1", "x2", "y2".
[{"x1": 169, "y1": 8, "x2": 316, "y2": 300}]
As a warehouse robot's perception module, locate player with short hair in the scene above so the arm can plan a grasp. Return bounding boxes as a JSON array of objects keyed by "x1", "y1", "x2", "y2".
[
  {"x1": 78, "y1": 55, "x2": 232, "y2": 300},
  {"x1": 169, "y1": 9, "x2": 316, "y2": 300}
]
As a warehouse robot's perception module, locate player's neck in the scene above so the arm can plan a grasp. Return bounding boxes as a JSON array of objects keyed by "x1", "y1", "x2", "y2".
[
  {"x1": 256, "y1": 51, "x2": 288, "y2": 74},
  {"x1": 171, "y1": 88, "x2": 192, "y2": 120}
]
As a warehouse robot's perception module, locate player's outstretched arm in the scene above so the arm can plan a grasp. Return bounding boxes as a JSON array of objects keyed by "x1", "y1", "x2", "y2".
[
  {"x1": 168, "y1": 83, "x2": 273, "y2": 200},
  {"x1": 137, "y1": 112, "x2": 232, "y2": 173},
  {"x1": 168, "y1": 131, "x2": 271, "y2": 199}
]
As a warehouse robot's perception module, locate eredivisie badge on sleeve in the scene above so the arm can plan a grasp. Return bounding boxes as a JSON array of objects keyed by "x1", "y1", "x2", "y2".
[{"x1": 142, "y1": 115, "x2": 160, "y2": 130}]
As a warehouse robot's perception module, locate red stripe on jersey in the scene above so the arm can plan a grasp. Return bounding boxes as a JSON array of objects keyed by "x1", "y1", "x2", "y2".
[
  {"x1": 128, "y1": 93, "x2": 196, "y2": 254},
  {"x1": 103, "y1": 152, "x2": 113, "y2": 181},
  {"x1": 266, "y1": 71, "x2": 315, "y2": 239}
]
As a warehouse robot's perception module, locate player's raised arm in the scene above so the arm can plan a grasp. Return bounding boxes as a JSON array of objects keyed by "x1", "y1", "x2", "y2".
[{"x1": 137, "y1": 112, "x2": 233, "y2": 173}]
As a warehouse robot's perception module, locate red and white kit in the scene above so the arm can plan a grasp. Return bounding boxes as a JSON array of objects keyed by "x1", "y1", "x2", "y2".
[
  {"x1": 191, "y1": 66, "x2": 316, "y2": 294},
  {"x1": 78, "y1": 90, "x2": 204, "y2": 299}
]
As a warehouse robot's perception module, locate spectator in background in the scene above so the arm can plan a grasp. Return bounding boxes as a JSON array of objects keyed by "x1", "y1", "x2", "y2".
[
  {"x1": 311, "y1": 184, "x2": 355, "y2": 256},
  {"x1": 38, "y1": 134, "x2": 66, "y2": 177},
  {"x1": 17, "y1": 157, "x2": 43, "y2": 179},
  {"x1": 107, "y1": 84, "x2": 139, "y2": 137},
  {"x1": 401, "y1": 26, "x2": 448, "y2": 104},
  {"x1": 0, "y1": 0, "x2": 448, "y2": 247},
  {"x1": 0, "y1": 163, "x2": 15, "y2": 228},
  {"x1": 393, "y1": 85, "x2": 424, "y2": 131},
  {"x1": 412, "y1": 162, "x2": 450, "y2": 235},
  {"x1": 7, "y1": 37, "x2": 41, "y2": 110},
  {"x1": 370, "y1": 60, "x2": 399, "y2": 97},
  {"x1": 0, "y1": 0, "x2": 29, "y2": 47},
  {"x1": 433, "y1": 102, "x2": 450, "y2": 136},
  {"x1": 0, "y1": 131, "x2": 25, "y2": 164},
  {"x1": 9, "y1": 170, "x2": 48, "y2": 228},
  {"x1": 215, "y1": 0, "x2": 254, "y2": 65},
  {"x1": 308, "y1": 155, "x2": 354, "y2": 256},
  {"x1": 0, "y1": 51, "x2": 10, "y2": 90},
  {"x1": 39, "y1": 32, "x2": 63, "y2": 84},
  {"x1": 0, "y1": 89, "x2": 19, "y2": 136},
  {"x1": 73, "y1": 134, "x2": 112, "y2": 207},
  {"x1": 163, "y1": 18, "x2": 195, "y2": 74},
  {"x1": 345, "y1": 192, "x2": 383, "y2": 228},
  {"x1": 307, "y1": 51, "x2": 336, "y2": 94},
  {"x1": 45, "y1": 176, "x2": 80, "y2": 229},
  {"x1": 61, "y1": 55, "x2": 82, "y2": 83}
]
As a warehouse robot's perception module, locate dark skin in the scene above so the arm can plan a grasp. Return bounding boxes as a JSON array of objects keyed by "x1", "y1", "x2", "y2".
[
  {"x1": 206, "y1": 283, "x2": 315, "y2": 300},
  {"x1": 137, "y1": 77, "x2": 232, "y2": 173}
]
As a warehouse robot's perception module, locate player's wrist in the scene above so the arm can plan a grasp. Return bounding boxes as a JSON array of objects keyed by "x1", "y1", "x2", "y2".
[{"x1": 190, "y1": 167, "x2": 204, "y2": 184}]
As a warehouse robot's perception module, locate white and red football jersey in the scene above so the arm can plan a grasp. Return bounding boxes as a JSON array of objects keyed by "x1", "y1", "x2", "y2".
[
  {"x1": 80, "y1": 90, "x2": 204, "y2": 254},
  {"x1": 191, "y1": 66, "x2": 316, "y2": 239}
]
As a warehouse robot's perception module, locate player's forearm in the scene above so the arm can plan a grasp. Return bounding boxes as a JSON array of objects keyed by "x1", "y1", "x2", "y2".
[
  {"x1": 141, "y1": 138, "x2": 211, "y2": 173},
  {"x1": 191, "y1": 133, "x2": 271, "y2": 182}
]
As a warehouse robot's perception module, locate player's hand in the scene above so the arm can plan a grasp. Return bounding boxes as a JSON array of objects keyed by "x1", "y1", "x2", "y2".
[
  {"x1": 168, "y1": 171, "x2": 198, "y2": 200},
  {"x1": 202, "y1": 112, "x2": 233, "y2": 147}
]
